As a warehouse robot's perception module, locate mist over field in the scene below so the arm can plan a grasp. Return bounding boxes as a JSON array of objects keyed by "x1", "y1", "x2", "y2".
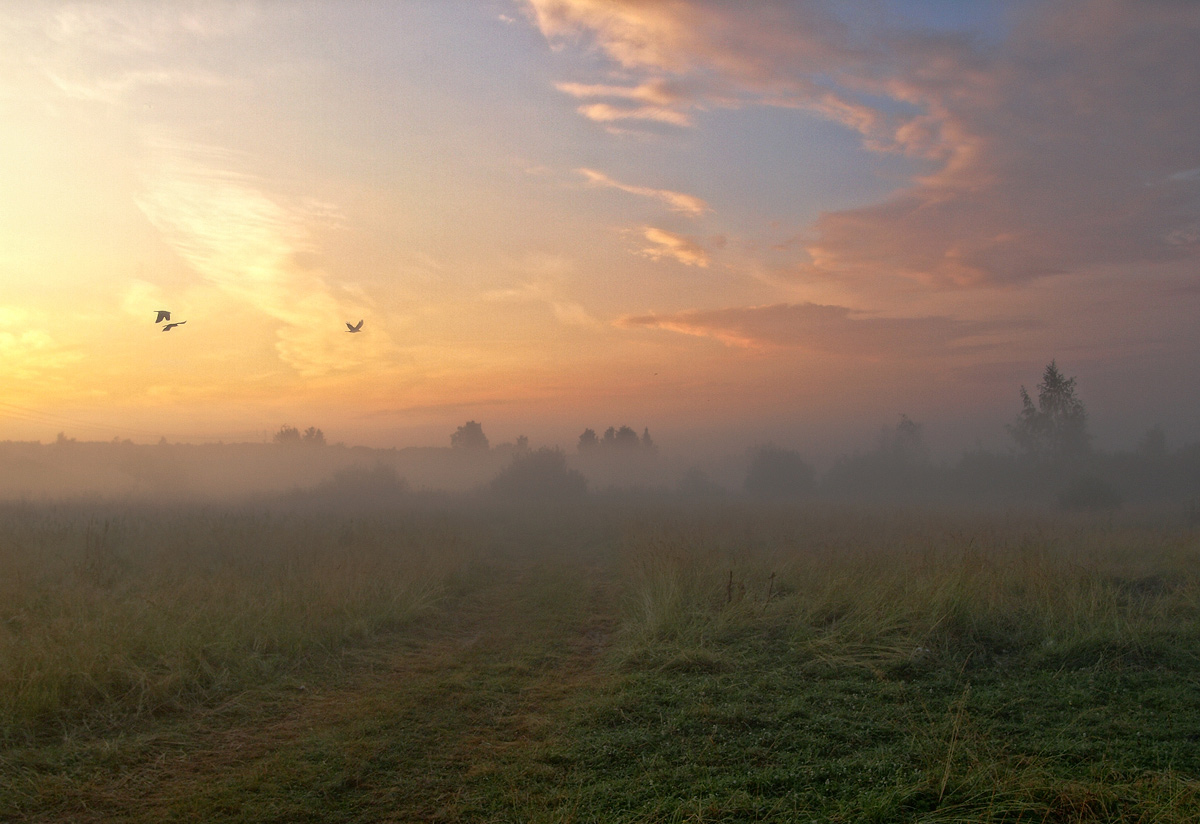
[{"x1": 3, "y1": 390, "x2": 1197, "y2": 519}]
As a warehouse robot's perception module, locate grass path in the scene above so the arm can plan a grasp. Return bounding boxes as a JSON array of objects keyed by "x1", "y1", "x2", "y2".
[{"x1": 5, "y1": 559, "x2": 617, "y2": 823}]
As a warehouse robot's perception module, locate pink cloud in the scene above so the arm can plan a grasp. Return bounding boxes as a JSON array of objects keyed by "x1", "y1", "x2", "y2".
[
  {"x1": 555, "y1": 79, "x2": 684, "y2": 106},
  {"x1": 576, "y1": 102, "x2": 692, "y2": 127},
  {"x1": 526, "y1": 0, "x2": 1200, "y2": 286},
  {"x1": 639, "y1": 227, "x2": 709, "y2": 267}
]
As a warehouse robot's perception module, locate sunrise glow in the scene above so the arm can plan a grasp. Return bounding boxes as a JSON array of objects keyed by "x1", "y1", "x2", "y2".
[{"x1": 1, "y1": 1, "x2": 1197, "y2": 452}]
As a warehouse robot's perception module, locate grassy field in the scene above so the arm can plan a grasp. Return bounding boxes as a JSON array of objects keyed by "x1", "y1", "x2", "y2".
[{"x1": 2, "y1": 499, "x2": 1199, "y2": 822}]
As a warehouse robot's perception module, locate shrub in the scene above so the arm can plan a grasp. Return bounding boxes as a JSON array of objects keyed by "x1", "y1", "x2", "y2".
[
  {"x1": 489, "y1": 447, "x2": 587, "y2": 501},
  {"x1": 744, "y1": 445, "x2": 814, "y2": 499}
]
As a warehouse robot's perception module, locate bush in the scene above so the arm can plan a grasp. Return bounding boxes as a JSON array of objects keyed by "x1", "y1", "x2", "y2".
[
  {"x1": 490, "y1": 447, "x2": 587, "y2": 501},
  {"x1": 744, "y1": 445, "x2": 814, "y2": 499},
  {"x1": 676, "y1": 467, "x2": 726, "y2": 498},
  {"x1": 287, "y1": 464, "x2": 408, "y2": 510}
]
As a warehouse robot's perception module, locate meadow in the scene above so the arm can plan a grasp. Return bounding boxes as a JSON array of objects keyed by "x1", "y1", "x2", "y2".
[{"x1": 1, "y1": 497, "x2": 1198, "y2": 822}]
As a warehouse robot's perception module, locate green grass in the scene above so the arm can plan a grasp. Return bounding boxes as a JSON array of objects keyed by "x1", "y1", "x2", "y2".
[{"x1": 2, "y1": 501, "x2": 1199, "y2": 821}]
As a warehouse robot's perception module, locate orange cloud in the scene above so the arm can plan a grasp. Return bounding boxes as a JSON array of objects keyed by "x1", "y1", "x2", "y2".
[{"x1": 639, "y1": 227, "x2": 709, "y2": 267}]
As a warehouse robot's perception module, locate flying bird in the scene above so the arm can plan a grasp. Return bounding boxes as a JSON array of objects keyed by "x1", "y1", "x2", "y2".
[
  {"x1": 162, "y1": 321, "x2": 186, "y2": 331},
  {"x1": 154, "y1": 310, "x2": 171, "y2": 323},
  {"x1": 346, "y1": 320, "x2": 363, "y2": 333}
]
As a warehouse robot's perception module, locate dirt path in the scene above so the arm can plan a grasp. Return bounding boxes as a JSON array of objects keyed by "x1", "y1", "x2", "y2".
[{"x1": 16, "y1": 561, "x2": 617, "y2": 823}]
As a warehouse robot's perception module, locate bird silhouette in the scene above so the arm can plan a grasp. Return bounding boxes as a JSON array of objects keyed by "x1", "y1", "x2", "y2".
[
  {"x1": 162, "y1": 321, "x2": 186, "y2": 331},
  {"x1": 346, "y1": 320, "x2": 364, "y2": 333},
  {"x1": 155, "y1": 310, "x2": 171, "y2": 323}
]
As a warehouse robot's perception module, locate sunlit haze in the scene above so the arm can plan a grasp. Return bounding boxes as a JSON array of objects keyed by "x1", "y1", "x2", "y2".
[{"x1": 2, "y1": 0, "x2": 1198, "y2": 456}]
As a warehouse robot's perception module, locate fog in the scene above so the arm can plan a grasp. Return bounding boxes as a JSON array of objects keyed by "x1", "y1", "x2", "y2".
[{"x1": 3, "y1": 409, "x2": 1198, "y2": 521}]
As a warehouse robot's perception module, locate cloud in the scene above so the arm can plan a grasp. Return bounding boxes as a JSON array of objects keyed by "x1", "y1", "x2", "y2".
[
  {"x1": 578, "y1": 168, "x2": 709, "y2": 216},
  {"x1": 639, "y1": 227, "x2": 709, "y2": 267},
  {"x1": 0, "y1": 4, "x2": 252, "y2": 105},
  {"x1": 480, "y1": 255, "x2": 600, "y2": 326},
  {"x1": 556, "y1": 77, "x2": 696, "y2": 129},
  {"x1": 619, "y1": 302, "x2": 1012, "y2": 356},
  {"x1": 525, "y1": 0, "x2": 1200, "y2": 286},
  {"x1": 576, "y1": 102, "x2": 692, "y2": 127},
  {"x1": 135, "y1": 138, "x2": 392, "y2": 376},
  {"x1": 0, "y1": 306, "x2": 81, "y2": 381},
  {"x1": 555, "y1": 79, "x2": 683, "y2": 106}
]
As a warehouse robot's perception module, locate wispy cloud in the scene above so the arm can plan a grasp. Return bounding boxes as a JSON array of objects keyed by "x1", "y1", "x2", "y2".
[
  {"x1": 0, "y1": 4, "x2": 253, "y2": 105},
  {"x1": 555, "y1": 79, "x2": 683, "y2": 106},
  {"x1": 135, "y1": 139, "x2": 392, "y2": 376},
  {"x1": 620, "y1": 302, "x2": 1013, "y2": 356},
  {"x1": 578, "y1": 168, "x2": 709, "y2": 216},
  {"x1": 481, "y1": 254, "x2": 600, "y2": 327},
  {"x1": 556, "y1": 77, "x2": 695, "y2": 129},
  {"x1": 639, "y1": 227, "x2": 709, "y2": 267}
]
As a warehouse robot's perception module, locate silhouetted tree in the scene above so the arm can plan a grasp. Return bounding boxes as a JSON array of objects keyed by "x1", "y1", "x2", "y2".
[
  {"x1": 1007, "y1": 361, "x2": 1090, "y2": 461},
  {"x1": 490, "y1": 447, "x2": 587, "y2": 500},
  {"x1": 880, "y1": 414, "x2": 928, "y2": 463},
  {"x1": 584, "y1": 425, "x2": 657, "y2": 454},
  {"x1": 302, "y1": 426, "x2": 326, "y2": 446},
  {"x1": 744, "y1": 445, "x2": 815, "y2": 499},
  {"x1": 613, "y1": 425, "x2": 640, "y2": 449},
  {"x1": 823, "y1": 414, "x2": 933, "y2": 500},
  {"x1": 515, "y1": 435, "x2": 529, "y2": 452},
  {"x1": 273, "y1": 425, "x2": 302, "y2": 445},
  {"x1": 450, "y1": 420, "x2": 489, "y2": 450}
]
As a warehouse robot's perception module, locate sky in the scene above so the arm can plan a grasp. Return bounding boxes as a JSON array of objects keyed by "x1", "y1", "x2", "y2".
[{"x1": 1, "y1": 0, "x2": 1198, "y2": 455}]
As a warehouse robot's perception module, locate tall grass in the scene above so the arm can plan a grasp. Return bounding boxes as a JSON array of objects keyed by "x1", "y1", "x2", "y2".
[
  {"x1": 0, "y1": 503, "x2": 474, "y2": 740},
  {"x1": 615, "y1": 504, "x2": 1200, "y2": 671}
]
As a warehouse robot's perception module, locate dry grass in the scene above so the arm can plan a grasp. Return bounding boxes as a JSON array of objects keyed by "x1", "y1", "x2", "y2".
[
  {"x1": 0, "y1": 503, "x2": 473, "y2": 740},
  {"x1": 614, "y1": 505, "x2": 1200, "y2": 672}
]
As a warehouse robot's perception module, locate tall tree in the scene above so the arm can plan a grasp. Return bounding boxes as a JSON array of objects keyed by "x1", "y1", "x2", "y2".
[
  {"x1": 1007, "y1": 360, "x2": 1090, "y2": 460},
  {"x1": 450, "y1": 421, "x2": 489, "y2": 450}
]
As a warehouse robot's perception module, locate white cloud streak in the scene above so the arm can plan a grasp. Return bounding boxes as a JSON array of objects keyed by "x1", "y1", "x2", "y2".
[
  {"x1": 578, "y1": 168, "x2": 709, "y2": 216},
  {"x1": 136, "y1": 139, "x2": 391, "y2": 376}
]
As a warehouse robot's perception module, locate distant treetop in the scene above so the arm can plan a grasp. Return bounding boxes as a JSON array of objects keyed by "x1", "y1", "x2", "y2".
[
  {"x1": 451, "y1": 420, "x2": 490, "y2": 450},
  {"x1": 1007, "y1": 360, "x2": 1090, "y2": 461},
  {"x1": 578, "y1": 425, "x2": 656, "y2": 454},
  {"x1": 273, "y1": 425, "x2": 325, "y2": 446}
]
